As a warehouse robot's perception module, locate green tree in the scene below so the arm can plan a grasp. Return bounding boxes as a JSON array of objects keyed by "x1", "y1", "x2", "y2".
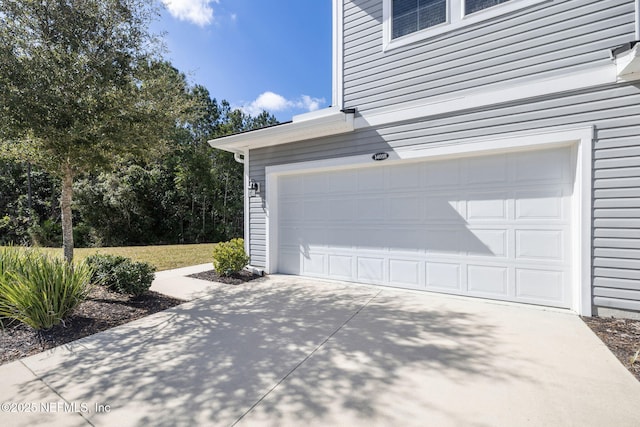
[{"x1": 0, "y1": 0, "x2": 189, "y2": 261}]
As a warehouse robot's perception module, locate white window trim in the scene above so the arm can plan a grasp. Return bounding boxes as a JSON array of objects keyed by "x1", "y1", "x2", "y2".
[
  {"x1": 383, "y1": 0, "x2": 549, "y2": 52},
  {"x1": 265, "y1": 124, "x2": 593, "y2": 316}
]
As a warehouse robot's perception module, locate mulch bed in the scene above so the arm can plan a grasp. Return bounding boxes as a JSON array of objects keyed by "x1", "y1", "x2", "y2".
[
  {"x1": 187, "y1": 269, "x2": 263, "y2": 285},
  {"x1": 582, "y1": 316, "x2": 640, "y2": 381},
  {"x1": 0, "y1": 270, "x2": 262, "y2": 366},
  {"x1": 0, "y1": 286, "x2": 185, "y2": 366}
]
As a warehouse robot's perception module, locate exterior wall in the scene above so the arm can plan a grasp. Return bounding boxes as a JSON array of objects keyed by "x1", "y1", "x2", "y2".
[
  {"x1": 342, "y1": 0, "x2": 636, "y2": 113},
  {"x1": 249, "y1": 82, "x2": 640, "y2": 314}
]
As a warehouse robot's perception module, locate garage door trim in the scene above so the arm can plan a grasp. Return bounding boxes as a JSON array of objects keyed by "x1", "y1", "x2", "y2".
[{"x1": 265, "y1": 125, "x2": 593, "y2": 315}]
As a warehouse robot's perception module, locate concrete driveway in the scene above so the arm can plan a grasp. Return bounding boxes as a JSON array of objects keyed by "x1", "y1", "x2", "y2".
[{"x1": 2, "y1": 268, "x2": 639, "y2": 426}]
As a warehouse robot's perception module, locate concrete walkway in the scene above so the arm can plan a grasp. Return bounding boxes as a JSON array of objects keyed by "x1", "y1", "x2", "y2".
[{"x1": 1, "y1": 266, "x2": 639, "y2": 426}]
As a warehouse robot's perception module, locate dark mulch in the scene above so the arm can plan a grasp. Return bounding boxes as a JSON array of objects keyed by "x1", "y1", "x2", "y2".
[
  {"x1": 582, "y1": 316, "x2": 640, "y2": 381},
  {"x1": 187, "y1": 269, "x2": 263, "y2": 285},
  {"x1": 0, "y1": 270, "x2": 261, "y2": 366},
  {"x1": 0, "y1": 286, "x2": 184, "y2": 366}
]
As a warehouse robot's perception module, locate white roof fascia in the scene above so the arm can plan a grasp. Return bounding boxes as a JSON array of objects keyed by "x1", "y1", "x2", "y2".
[{"x1": 208, "y1": 107, "x2": 355, "y2": 153}]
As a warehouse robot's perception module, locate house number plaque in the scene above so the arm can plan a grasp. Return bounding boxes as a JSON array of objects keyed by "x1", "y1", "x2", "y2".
[{"x1": 372, "y1": 152, "x2": 389, "y2": 161}]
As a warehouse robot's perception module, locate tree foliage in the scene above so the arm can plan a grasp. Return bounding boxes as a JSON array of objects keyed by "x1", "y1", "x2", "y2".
[
  {"x1": 0, "y1": 0, "x2": 192, "y2": 260},
  {"x1": 0, "y1": 88, "x2": 278, "y2": 247}
]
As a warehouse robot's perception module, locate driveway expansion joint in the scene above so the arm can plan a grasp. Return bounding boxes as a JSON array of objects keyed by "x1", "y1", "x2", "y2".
[{"x1": 230, "y1": 289, "x2": 382, "y2": 426}]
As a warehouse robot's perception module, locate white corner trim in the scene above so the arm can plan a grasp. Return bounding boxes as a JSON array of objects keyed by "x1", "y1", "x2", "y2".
[
  {"x1": 575, "y1": 131, "x2": 594, "y2": 317},
  {"x1": 264, "y1": 124, "x2": 594, "y2": 315},
  {"x1": 382, "y1": 0, "x2": 549, "y2": 52},
  {"x1": 356, "y1": 65, "x2": 617, "y2": 129},
  {"x1": 332, "y1": 0, "x2": 344, "y2": 109},
  {"x1": 636, "y1": 0, "x2": 640, "y2": 40}
]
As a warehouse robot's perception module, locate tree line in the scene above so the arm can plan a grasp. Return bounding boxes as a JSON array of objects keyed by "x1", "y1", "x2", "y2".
[
  {"x1": 0, "y1": 0, "x2": 277, "y2": 259},
  {"x1": 0, "y1": 92, "x2": 276, "y2": 248}
]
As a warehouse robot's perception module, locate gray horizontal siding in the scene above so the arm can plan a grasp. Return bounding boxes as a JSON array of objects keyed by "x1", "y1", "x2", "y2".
[
  {"x1": 244, "y1": 82, "x2": 640, "y2": 314},
  {"x1": 342, "y1": 0, "x2": 636, "y2": 113}
]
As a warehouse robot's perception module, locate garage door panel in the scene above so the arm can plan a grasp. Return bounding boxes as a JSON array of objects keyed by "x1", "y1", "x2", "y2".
[
  {"x1": 467, "y1": 265, "x2": 509, "y2": 296},
  {"x1": 514, "y1": 149, "x2": 570, "y2": 183},
  {"x1": 426, "y1": 262, "x2": 461, "y2": 290},
  {"x1": 357, "y1": 168, "x2": 385, "y2": 192},
  {"x1": 326, "y1": 227, "x2": 353, "y2": 248},
  {"x1": 355, "y1": 228, "x2": 388, "y2": 252},
  {"x1": 465, "y1": 154, "x2": 508, "y2": 184},
  {"x1": 302, "y1": 253, "x2": 325, "y2": 275},
  {"x1": 389, "y1": 259, "x2": 422, "y2": 287},
  {"x1": 281, "y1": 200, "x2": 303, "y2": 221},
  {"x1": 467, "y1": 229, "x2": 507, "y2": 257},
  {"x1": 515, "y1": 269, "x2": 564, "y2": 303},
  {"x1": 357, "y1": 257, "x2": 385, "y2": 283},
  {"x1": 389, "y1": 196, "x2": 423, "y2": 221},
  {"x1": 387, "y1": 228, "x2": 425, "y2": 253},
  {"x1": 328, "y1": 170, "x2": 358, "y2": 193},
  {"x1": 467, "y1": 194, "x2": 508, "y2": 220},
  {"x1": 327, "y1": 198, "x2": 355, "y2": 221},
  {"x1": 277, "y1": 146, "x2": 573, "y2": 309},
  {"x1": 515, "y1": 230, "x2": 564, "y2": 261},
  {"x1": 303, "y1": 174, "x2": 327, "y2": 194},
  {"x1": 515, "y1": 189, "x2": 565, "y2": 220},
  {"x1": 357, "y1": 197, "x2": 385, "y2": 221},
  {"x1": 389, "y1": 163, "x2": 422, "y2": 190},
  {"x1": 303, "y1": 200, "x2": 327, "y2": 221},
  {"x1": 328, "y1": 255, "x2": 353, "y2": 279},
  {"x1": 425, "y1": 197, "x2": 461, "y2": 220},
  {"x1": 426, "y1": 229, "x2": 461, "y2": 255},
  {"x1": 425, "y1": 159, "x2": 460, "y2": 187}
]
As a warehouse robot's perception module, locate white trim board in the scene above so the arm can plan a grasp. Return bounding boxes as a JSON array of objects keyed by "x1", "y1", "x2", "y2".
[
  {"x1": 355, "y1": 65, "x2": 617, "y2": 129},
  {"x1": 265, "y1": 125, "x2": 593, "y2": 315}
]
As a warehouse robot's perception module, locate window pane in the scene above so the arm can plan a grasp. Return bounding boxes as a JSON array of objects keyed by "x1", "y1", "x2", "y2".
[
  {"x1": 392, "y1": 0, "x2": 446, "y2": 39},
  {"x1": 418, "y1": 0, "x2": 446, "y2": 30},
  {"x1": 465, "y1": 0, "x2": 510, "y2": 15}
]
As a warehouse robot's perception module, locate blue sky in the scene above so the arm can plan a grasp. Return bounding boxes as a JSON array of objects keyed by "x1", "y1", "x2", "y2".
[{"x1": 154, "y1": 1, "x2": 333, "y2": 122}]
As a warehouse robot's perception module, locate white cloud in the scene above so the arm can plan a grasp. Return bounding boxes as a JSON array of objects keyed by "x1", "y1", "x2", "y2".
[
  {"x1": 162, "y1": 0, "x2": 219, "y2": 27},
  {"x1": 240, "y1": 91, "x2": 326, "y2": 116}
]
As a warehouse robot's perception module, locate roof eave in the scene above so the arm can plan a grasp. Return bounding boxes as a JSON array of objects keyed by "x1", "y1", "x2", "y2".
[{"x1": 208, "y1": 107, "x2": 356, "y2": 154}]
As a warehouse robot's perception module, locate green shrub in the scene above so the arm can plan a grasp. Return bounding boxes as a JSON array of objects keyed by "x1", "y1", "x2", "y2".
[
  {"x1": 28, "y1": 219, "x2": 63, "y2": 247},
  {"x1": 86, "y1": 254, "x2": 155, "y2": 296},
  {"x1": 212, "y1": 238, "x2": 249, "y2": 277},
  {"x1": 0, "y1": 247, "x2": 92, "y2": 330}
]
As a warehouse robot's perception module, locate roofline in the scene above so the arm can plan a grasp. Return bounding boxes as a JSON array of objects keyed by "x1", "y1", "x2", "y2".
[{"x1": 208, "y1": 107, "x2": 356, "y2": 153}]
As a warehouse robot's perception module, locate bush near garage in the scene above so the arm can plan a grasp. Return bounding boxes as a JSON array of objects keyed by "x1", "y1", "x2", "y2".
[
  {"x1": 86, "y1": 254, "x2": 155, "y2": 296},
  {"x1": 212, "y1": 238, "x2": 249, "y2": 277}
]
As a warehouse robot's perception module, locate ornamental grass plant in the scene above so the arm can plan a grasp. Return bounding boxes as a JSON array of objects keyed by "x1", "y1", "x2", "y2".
[{"x1": 0, "y1": 247, "x2": 92, "y2": 330}]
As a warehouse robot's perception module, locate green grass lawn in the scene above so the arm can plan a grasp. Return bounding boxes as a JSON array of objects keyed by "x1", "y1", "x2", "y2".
[{"x1": 3, "y1": 244, "x2": 216, "y2": 272}]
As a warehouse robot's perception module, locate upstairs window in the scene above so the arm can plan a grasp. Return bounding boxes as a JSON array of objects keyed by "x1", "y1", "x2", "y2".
[
  {"x1": 385, "y1": 0, "x2": 543, "y2": 50},
  {"x1": 465, "y1": 0, "x2": 510, "y2": 15},
  {"x1": 392, "y1": 0, "x2": 447, "y2": 39}
]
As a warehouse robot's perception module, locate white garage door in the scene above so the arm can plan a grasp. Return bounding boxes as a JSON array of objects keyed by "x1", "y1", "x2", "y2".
[{"x1": 277, "y1": 146, "x2": 574, "y2": 308}]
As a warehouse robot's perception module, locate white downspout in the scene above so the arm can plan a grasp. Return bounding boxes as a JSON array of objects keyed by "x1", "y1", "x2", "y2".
[
  {"x1": 238, "y1": 150, "x2": 250, "y2": 259},
  {"x1": 230, "y1": 149, "x2": 250, "y2": 260}
]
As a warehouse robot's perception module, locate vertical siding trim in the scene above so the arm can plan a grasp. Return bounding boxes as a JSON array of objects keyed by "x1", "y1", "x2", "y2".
[
  {"x1": 333, "y1": 0, "x2": 344, "y2": 109},
  {"x1": 636, "y1": 0, "x2": 640, "y2": 39},
  {"x1": 576, "y1": 130, "x2": 594, "y2": 316}
]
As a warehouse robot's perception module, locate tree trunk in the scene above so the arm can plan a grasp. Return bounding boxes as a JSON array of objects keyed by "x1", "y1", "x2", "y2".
[{"x1": 60, "y1": 165, "x2": 74, "y2": 263}]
